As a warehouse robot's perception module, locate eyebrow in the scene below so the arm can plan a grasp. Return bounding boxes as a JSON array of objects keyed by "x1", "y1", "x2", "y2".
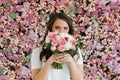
[{"x1": 54, "y1": 25, "x2": 68, "y2": 28}]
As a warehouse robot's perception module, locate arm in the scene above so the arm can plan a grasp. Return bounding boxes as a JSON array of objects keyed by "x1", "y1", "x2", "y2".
[
  {"x1": 31, "y1": 47, "x2": 54, "y2": 80},
  {"x1": 69, "y1": 48, "x2": 84, "y2": 80},
  {"x1": 69, "y1": 59, "x2": 84, "y2": 80},
  {"x1": 32, "y1": 57, "x2": 52, "y2": 80},
  {"x1": 31, "y1": 48, "x2": 60, "y2": 80}
]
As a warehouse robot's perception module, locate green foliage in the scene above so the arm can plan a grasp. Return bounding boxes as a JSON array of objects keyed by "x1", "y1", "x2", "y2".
[
  {"x1": 45, "y1": 43, "x2": 51, "y2": 49},
  {"x1": 22, "y1": 55, "x2": 31, "y2": 65},
  {"x1": 67, "y1": 49, "x2": 75, "y2": 56},
  {"x1": 100, "y1": 47, "x2": 106, "y2": 52},
  {"x1": 1, "y1": 40, "x2": 8, "y2": 45},
  {"x1": 0, "y1": 66, "x2": 7, "y2": 75},
  {"x1": 3, "y1": 2, "x2": 10, "y2": 10},
  {"x1": 11, "y1": 12, "x2": 16, "y2": 19},
  {"x1": 76, "y1": 38, "x2": 84, "y2": 49}
]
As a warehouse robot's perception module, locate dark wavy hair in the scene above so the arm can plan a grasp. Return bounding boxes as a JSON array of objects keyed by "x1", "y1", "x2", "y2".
[{"x1": 40, "y1": 12, "x2": 75, "y2": 61}]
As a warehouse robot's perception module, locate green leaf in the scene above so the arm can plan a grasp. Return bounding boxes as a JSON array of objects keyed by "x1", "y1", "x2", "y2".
[
  {"x1": 52, "y1": 63, "x2": 63, "y2": 69},
  {"x1": 1, "y1": 40, "x2": 8, "y2": 45},
  {"x1": 88, "y1": 55, "x2": 93, "y2": 59},
  {"x1": 77, "y1": 43, "x2": 84, "y2": 49},
  {"x1": 67, "y1": 49, "x2": 75, "y2": 56},
  {"x1": 3, "y1": 2, "x2": 10, "y2": 10},
  {"x1": 97, "y1": 76, "x2": 106, "y2": 80},
  {"x1": 67, "y1": 7, "x2": 73, "y2": 13},
  {"x1": 45, "y1": 43, "x2": 51, "y2": 49},
  {"x1": 100, "y1": 64, "x2": 104, "y2": 69},
  {"x1": 11, "y1": 12, "x2": 16, "y2": 19},
  {"x1": 6, "y1": 48, "x2": 13, "y2": 55},
  {"x1": 23, "y1": 55, "x2": 31, "y2": 65},
  {"x1": 0, "y1": 67, "x2": 7, "y2": 75},
  {"x1": 53, "y1": 50, "x2": 59, "y2": 54},
  {"x1": 42, "y1": 13, "x2": 50, "y2": 23}
]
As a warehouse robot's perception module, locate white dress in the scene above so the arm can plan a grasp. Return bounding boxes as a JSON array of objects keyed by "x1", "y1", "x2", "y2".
[{"x1": 31, "y1": 47, "x2": 83, "y2": 80}]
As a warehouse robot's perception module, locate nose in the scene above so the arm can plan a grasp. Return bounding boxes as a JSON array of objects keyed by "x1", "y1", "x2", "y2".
[{"x1": 59, "y1": 28, "x2": 64, "y2": 33}]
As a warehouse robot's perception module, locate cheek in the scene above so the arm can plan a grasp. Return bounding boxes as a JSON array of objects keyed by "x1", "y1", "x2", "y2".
[
  {"x1": 62, "y1": 30, "x2": 69, "y2": 33},
  {"x1": 66, "y1": 29, "x2": 69, "y2": 33},
  {"x1": 51, "y1": 27, "x2": 55, "y2": 32},
  {"x1": 66, "y1": 30, "x2": 69, "y2": 33}
]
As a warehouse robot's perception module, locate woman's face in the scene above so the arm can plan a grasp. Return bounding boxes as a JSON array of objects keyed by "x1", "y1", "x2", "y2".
[{"x1": 52, "y1": 18, "x2": 69, "y2": 33}]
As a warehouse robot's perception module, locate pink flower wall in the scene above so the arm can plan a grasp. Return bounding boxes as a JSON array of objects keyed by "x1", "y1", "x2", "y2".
[{"x1": 0, "y1": 0, "x2": 120, "y2": 80}]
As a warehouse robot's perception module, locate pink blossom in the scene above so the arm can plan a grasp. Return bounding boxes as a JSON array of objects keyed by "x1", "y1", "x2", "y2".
[
  {"x1": 59, "y1": 38, "x2": 67, "y2": 45},
  {"x1": 12, "y1": 46, "x2": 19, "y2": 53},
  {"x1": 104, "y1": 12, "x2": 109, "y2": 20},
  {"x1": 0, "y1": 75, "x2": 10, "y2": 80},
  {"x1": 20, "y1": 66, "x2": 31, "y2": 77},
  {"x1": 51, "y1": 40, "x2": 58, "y2": 46},
  {"x1": 101, "y1": 39, "x2": 107, "y2": 45},
  {"x1": 79, "y1": 27, "x2": 85, "y2": 32},
  {"x1": 111, "y1": 0, "x2": 117, "y2": 3},
  {"x1": 17, "y1": 2, "x2": 30, "y2": 16},
  {"x1": 50, "y1": 0, "x2": 56, "y2": 6},
  {"x1": 108, "y1": 25, "x2": 115, "y2": 31},
  {"x1": 57, "y1": 45, "x2": 65, "y2": 52},
  {"x1": 102, "y1": 24, "x2": 109, "y2": 31},
  {"x1": 85, "y1": 40, "x2": 93, "y2": 47},
  {"x1": 49, "y1": 33, "x2": 58, "y2": 41},
  {"x1": 0, "y1": 0, "x2": 119, "y2": 79},
  {"x1": 106, "y1": 54, "x2": 113, "y2": 60},
  {"x1": 29, "y1": 30, "x2": 38, "y2": 40},
  {"x1": 1, "y1": 57, "x2": 7, "y2": 62},
  {"x1": 24, "y1": 47, "x2": 30, "y2": 53}
]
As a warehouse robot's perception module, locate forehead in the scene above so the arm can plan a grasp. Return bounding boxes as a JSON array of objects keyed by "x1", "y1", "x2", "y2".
[{"x1": 53, "y1": 18, "x2": 69, "y2": 27}]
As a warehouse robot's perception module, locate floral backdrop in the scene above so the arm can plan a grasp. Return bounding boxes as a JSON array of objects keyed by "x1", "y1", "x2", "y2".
[{"x1": 0, "y1": 0, "x2": 120, "y2": 80}]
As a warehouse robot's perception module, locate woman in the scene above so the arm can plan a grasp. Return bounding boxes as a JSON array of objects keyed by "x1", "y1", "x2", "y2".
[{"x1": 31, "y1": 12, "x2": 84, "y2": 80}]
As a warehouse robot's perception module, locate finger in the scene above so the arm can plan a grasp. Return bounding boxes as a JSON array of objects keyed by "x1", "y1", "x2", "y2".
[
  {"x1": 58, "y1": 55, "x2": 69, "y2": 62},
  {"x1": 55, "y1": 60, "x2": 62, "y2": 64},
  {"x1": 55, "y1": 54, "x2": 64, "y2": 60},
  {"x1": 52, "y1": 54, "x2": 62, "y2": 63},
  {"x1": 54, "y1": 58, "x2": 63, "y2": 63}
]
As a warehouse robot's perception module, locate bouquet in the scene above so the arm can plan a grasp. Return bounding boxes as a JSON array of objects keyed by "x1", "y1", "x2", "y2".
[{"x1": 45, "y1": 32, "x2": 78, "y2": 69}]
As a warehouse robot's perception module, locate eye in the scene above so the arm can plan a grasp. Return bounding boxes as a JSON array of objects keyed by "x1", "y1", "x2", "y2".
[
  {"x1": 55, "y1": 26, "x2": 59, "y2": 29},
  {"x1": 64, "y1": 27, "x2": 68, "y2": 30}
]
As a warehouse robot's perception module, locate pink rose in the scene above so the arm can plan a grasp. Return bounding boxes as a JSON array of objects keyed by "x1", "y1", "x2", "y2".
[
  {"x1": 49, "y1": 33, "x2": 58, "y2": 41},
  {"x1": 51, "y1": 40, "x2": 58, "y2": 46},
  {"x1": 57, "y1": 45, "x2": 65, "y2": 52},
  {"x1": 59, "y1": 38, "x2": 67, "y2": 45}
]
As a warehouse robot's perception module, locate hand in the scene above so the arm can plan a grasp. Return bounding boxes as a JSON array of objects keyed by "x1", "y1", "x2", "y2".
[
  {"x1": 46, "y1": 54, "x2": 74, "y2": 66},
  {"x1": 55, "y1": 54, "x2": 74, "y2": 64},
  {"x1": 46, "y1": 54, "x2": 57, "y2": 65}
]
